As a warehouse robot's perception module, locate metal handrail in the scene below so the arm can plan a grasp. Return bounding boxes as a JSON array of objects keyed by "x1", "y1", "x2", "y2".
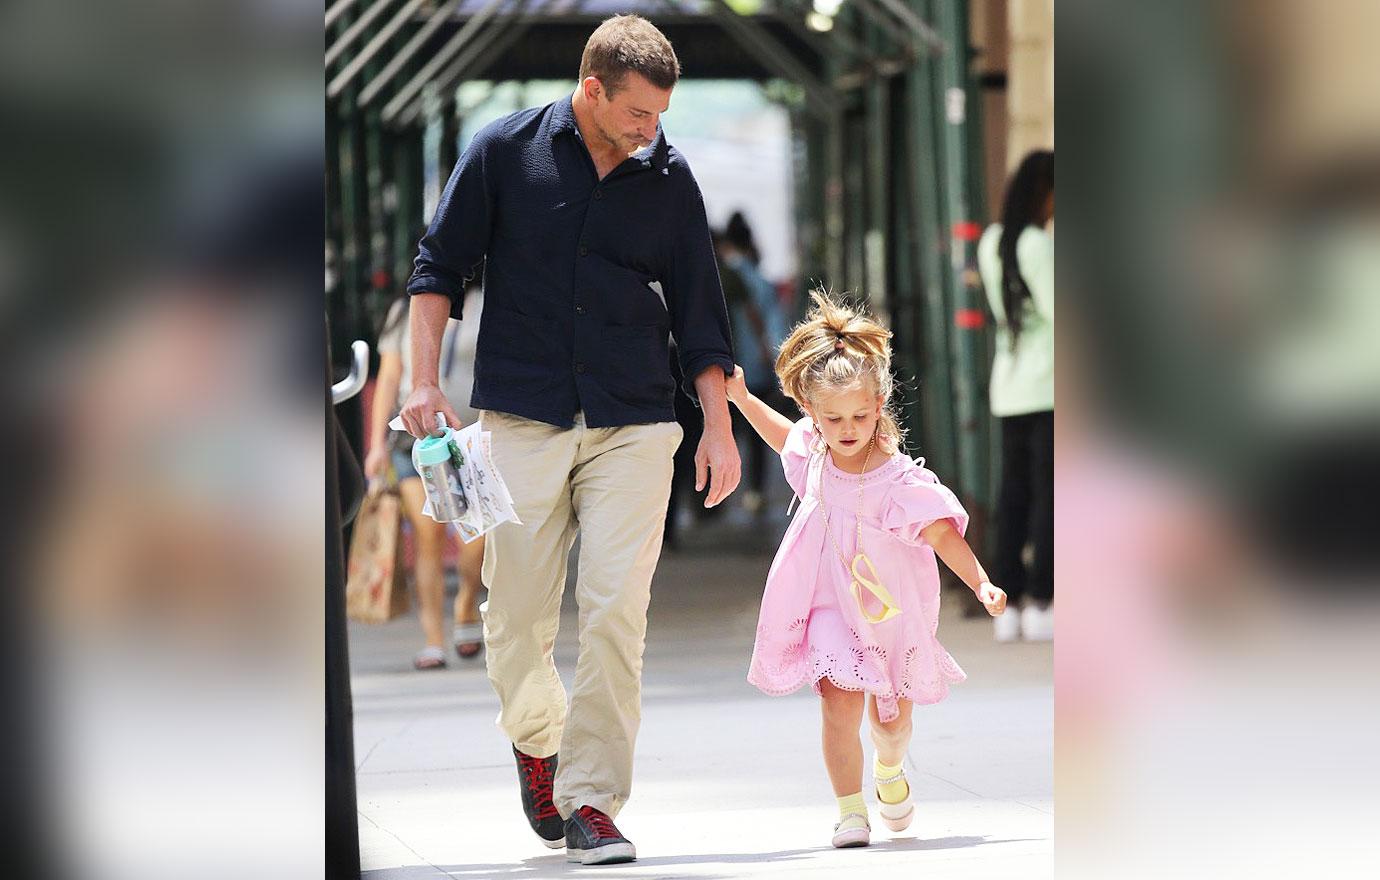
[{"x1": 332, "y1": 340, "x2": 371, "y2": 404}]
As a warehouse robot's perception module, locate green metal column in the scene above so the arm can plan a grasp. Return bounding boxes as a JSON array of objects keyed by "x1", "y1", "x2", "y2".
[
  {"x1": 438, "y1": 87, "x2": 460, "y2": 179},
  {"x1": 824, "y1": 108, "x2": 846, "y2": 292},
  {"x1": 794, "y1": 111, "x2": 828, "y2": 315},
  {"x1": 934, "y1": 0, "x2": 989, "y2": 515},
  {"x1": 364, "y1": 108, "x2": 391, "y2": 328},
  {"x1": 391, "y1": 125, "x2": 425, "y2": 291},
  {"x1": 905, "y1": 4, "x2": 957, "y2": 480},
  {"x1": 863, "y1": 24, "x2": 890, "y2": 315},
  {"x1": 337, "y1": 104, "x2": 368, "y2": 348}
]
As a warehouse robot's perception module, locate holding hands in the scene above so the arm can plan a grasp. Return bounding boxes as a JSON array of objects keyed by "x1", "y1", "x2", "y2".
[{"x1": 724, "y1": 364, "x2": 748, "y2": 406}]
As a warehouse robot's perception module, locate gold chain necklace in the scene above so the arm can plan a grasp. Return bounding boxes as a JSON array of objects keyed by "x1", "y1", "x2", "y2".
[{"x1": 818, "y1": 435, "x2": 903, "y2": 624}]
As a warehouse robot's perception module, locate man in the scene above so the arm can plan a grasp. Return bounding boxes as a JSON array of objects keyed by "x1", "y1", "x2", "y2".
[{"x1": 399, "y1": 15, "x2": 739, "y2": 866}]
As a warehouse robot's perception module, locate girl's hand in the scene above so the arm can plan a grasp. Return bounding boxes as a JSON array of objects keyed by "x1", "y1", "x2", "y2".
[
  {"x1": 977, "y1": 582, "x2": 1007, "y2": 616},
  {"x1": 724, "y1": 364, "x2": 748, "y2": 406}
]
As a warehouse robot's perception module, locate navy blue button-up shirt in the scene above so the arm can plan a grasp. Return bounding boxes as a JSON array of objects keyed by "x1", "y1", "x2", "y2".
[{"x1": 406, "y1": 95, "x2": 734, "y2": 429}]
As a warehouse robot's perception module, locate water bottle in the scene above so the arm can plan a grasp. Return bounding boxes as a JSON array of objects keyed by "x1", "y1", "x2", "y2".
[{"x1": 412, "y1": 413, "x2": 469, "y2": 523}]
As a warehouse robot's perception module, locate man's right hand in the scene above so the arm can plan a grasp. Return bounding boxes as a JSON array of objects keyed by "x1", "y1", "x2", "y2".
[{"x1": 400, "y1": 383, "x2": 463, "y2": 438}]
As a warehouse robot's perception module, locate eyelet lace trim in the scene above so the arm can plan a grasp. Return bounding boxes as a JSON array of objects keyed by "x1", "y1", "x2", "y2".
[{"x1": 749, "y1": 620, "x2": 966, "y2": 720}]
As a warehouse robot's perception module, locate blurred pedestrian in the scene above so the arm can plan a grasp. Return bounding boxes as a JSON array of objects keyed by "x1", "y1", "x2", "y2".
[
  {"x1": 726, "y1": 290, "x2": 1007, "y2": 848},
  {"x1": 398, "y1": 15, "x2": 738, "y2": 865},
  {"x1": 977, "y1": 150, "x2": 1055, "y2": 642},
  {"x1": 364, "y1": 288, "x2": 486, "y2": 668},
  {"x1": 717, "y1": 213, "x2": 791, "y2": 514}
]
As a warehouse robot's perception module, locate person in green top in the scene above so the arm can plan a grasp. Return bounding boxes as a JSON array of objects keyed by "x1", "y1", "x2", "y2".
[{"x1": 977, "y1": 150, "x2": 1054, "y2": 643}]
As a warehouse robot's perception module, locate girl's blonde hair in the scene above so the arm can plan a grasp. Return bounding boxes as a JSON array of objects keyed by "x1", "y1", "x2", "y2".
[{"x1": 775, "y1": 289, "x2": 905, "y2": 454}]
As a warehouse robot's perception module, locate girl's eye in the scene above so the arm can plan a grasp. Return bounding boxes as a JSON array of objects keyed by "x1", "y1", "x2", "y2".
[{"x1": 827, "y1": 417, "x2": 841, "y2": 423}]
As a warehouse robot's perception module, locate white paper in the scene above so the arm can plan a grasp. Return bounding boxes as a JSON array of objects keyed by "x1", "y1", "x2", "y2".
[{"x1": 392, "y1": 418, "x2": 521, "y2": 542}]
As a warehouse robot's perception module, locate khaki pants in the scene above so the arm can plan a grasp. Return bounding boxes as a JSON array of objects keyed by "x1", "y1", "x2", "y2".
[{"x1": 479, "y1": 409, "x2": 681, "y2": 820}]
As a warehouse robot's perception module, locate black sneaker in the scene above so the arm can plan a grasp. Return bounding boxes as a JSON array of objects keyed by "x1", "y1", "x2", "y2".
[
  {"x1": 564, "y1": 805, "x2": 636, "y2": 865},
  {"x1": 512, "y1": 746, "x2": 564, "y2": 848}
]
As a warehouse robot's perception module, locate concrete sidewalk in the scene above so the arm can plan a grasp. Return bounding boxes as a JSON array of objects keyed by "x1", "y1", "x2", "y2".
[{"x1": 349, "y1": 510, "x2": 1053, "y2": 879}]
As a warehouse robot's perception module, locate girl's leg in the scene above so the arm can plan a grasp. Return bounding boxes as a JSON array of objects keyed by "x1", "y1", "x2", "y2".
[
  {"x1": 867, "y1": 696, "x2": 916, "y2": 831},
  {"x1": 452, "y1": 534, "x2": 485, "y2": 658},
  {"x1": 398, "y1": 478, "x2": 449, "y2": 650},
  {"x1": 819, "y1": 679, "x2": 866, "y2": 796},
  {"x1": 867, "y1": 695, "x2": 914, "y2": 768}
]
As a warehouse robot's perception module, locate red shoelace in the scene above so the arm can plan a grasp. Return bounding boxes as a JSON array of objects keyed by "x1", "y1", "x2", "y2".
[
  {"x1": 517, "y1": 752, "x2": 560, "y2": 820},
  {"x1": 576, "y1": 806, "x2": 621, "y2": 840}
]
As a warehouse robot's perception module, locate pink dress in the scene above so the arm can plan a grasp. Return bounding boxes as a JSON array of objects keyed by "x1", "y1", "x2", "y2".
[{"x1": 747, "y1": 418, "x2": 969, "y2": 722}]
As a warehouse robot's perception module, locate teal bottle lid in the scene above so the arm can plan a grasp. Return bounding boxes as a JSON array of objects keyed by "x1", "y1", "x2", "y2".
[{"x1": 413, "y1": 430, "x2": 454, "y2": 466}]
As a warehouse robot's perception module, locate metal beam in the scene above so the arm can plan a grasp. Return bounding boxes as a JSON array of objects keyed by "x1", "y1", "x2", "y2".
[
  {"x1": 377, "y1": 0, "x2": 509, "y2": 121},
  {"x1": 847, "y1": 0, "x2": 920, "y2": 57},
  {"x1": 774, "y1": 0, "x2": 865, "y2": 61},
  {"x1": 871, "y1": 0, "x2": 945, "y2": 55},
  {"x1": 391, "y1": 5, "x2": 538, "y2": 128},
  {"x1": 325, "y1": 0, "x2": 361, "y2": 30},
  {"x1": 707, "y1": 0, "x2": 838, "y2": 120},
  {"x1": 327, "y1": 0, "x2": 440, "y2": 100},
  {"x1": 326, "y1": 0, "x2": 399, "y2": 69},
  {"x1": 356, "y1": 0, "x2": 475, "y2": 106}
]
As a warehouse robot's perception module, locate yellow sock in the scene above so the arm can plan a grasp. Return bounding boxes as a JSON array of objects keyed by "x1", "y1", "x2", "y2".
[
  {"x1": 874, "y1": 757, "x2": 909, "y2": 804},
  {"x1": 836, "y1": 791, "x2": 867, "y2": 821}
]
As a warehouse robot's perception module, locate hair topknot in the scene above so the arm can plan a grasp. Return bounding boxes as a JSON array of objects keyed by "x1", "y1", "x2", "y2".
[{"x1": 774, "y1": 288, "x2": 906, "y2": 454}]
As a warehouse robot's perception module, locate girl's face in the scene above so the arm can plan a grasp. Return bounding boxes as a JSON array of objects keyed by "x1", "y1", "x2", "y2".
[{"x1": 804, "y1": 385, "x2": 885, "y2": 466}]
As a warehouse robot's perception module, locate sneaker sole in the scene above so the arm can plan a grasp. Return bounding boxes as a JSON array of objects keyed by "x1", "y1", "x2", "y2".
[
  {"x1": 539, "y1": 836, "x2": 565, "y2": 850},
  {"x1": 567, "y1": 842, "x2": 636, "y2": 865},
  {"x1": 831, "y1": 828, "x2": 871, "y2": 848}
]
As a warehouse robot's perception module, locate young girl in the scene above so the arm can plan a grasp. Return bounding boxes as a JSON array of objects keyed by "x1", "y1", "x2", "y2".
[{"x1": 725, "y1": 290, "x2": 1008, "y2": 848}]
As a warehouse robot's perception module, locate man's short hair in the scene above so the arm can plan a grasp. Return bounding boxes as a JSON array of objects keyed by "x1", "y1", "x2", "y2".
[{"x1": 578, "y1": 15, "x2": 681, "y2": 97}]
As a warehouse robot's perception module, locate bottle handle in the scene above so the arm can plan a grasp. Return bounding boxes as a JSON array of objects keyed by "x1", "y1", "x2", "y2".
[{"x1": 432, "y1": 412, "x2": 448, "y2": 437}]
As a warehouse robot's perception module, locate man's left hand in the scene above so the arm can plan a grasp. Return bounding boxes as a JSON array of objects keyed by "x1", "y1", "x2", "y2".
[{"x1": 695, "y1": 422, "x2": 741, "y2": 508}]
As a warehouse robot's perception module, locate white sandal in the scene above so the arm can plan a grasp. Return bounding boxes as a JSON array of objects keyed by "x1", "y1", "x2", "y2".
[
  {"x1": 412, "y1": 645, "x2": 446, "y2": 670},
  {"x1": 831, "y1": 812, "x2": 871, "y2": 848},
  {"x1": 453, "y1": 623, "x2": 484, "y2": 658},
  {"x1": 876, "y1": 768, "x2": 915, "y2": 832}
]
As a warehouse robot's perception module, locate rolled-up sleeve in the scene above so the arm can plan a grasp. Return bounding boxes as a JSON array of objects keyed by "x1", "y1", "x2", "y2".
[
  {"x1": 406, "y1": 126, "x2": 497, "y2": 318},
  {"x1": 662, "y1": 178, "x2": 734, "y2": 401}
]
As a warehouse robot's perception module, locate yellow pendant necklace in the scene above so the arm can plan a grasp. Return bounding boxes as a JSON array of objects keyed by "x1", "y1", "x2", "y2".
[{"x1": 819, "y1": 434, "x2": 903, "y2": 624}]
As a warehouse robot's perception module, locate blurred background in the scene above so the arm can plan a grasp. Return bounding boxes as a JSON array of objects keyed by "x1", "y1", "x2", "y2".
[
  {"x1": 0, "y1": 0, "x2": 1373, "y2": 877},
  {"x1": 1058, "y1": 1, "x2": 1380, "y2": 877}
]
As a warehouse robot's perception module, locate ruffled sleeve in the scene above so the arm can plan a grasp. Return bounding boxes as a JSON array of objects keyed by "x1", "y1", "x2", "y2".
[
  {"x1": 779, "y1": 417, "x2": 816, "y2": 497},
  {"x1": 881, "y1": 462, "x2": 969, "y2": 545}
]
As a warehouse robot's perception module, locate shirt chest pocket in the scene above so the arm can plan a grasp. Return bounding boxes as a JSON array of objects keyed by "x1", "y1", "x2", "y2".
[{"x1": 585, "y1": 255, "x2": 668, "y2": 329}]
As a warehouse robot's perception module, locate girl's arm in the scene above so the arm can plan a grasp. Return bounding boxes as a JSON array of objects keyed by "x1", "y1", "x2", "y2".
[
  {"x1": 724, "y1": 365, "x2": 793, "y2": 454},
  {"x1": 364, "y1": 351, "x2": 404, "y2": 480},
  {"x1": 920, "y1": 519, "x2": 1008, "y2": 615}
]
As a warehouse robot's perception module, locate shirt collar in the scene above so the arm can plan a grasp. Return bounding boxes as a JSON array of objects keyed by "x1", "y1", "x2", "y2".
[
  {"x1": 553, "y1": 94, "x2": 671, "y2": 175},
  {"x1": 551, "y1": 94, "x2": 579, "y2": 136}
]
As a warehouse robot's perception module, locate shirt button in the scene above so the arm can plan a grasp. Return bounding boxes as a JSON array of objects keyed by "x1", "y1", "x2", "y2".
[
  {"x1": 594, "y1": 190, "x2": 603, "y2": 200},
  {"x1": 576, "y1": 305, "x2": 587, "y2": 315},
  {"x1": 575, "y1": 362, "x2": 586, "y2": 374},
  {"x1": 579, "y1": 245, "x2": 588, "y2": 256}
]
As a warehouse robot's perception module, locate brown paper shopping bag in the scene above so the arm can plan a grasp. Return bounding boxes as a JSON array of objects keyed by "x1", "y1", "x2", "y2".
[{"x1": 346, "y1": 484, "x2": 410, "y2": 623}]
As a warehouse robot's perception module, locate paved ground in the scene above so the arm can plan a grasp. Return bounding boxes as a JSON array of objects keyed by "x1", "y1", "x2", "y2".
[{"x1": 350, "y1": 489, "x2": 1053, "y2": 880}]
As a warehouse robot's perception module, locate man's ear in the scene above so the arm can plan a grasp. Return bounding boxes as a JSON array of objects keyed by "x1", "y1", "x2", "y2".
[{"x1": 581, "y1": 76, "x2": 602, "y2": 103}]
